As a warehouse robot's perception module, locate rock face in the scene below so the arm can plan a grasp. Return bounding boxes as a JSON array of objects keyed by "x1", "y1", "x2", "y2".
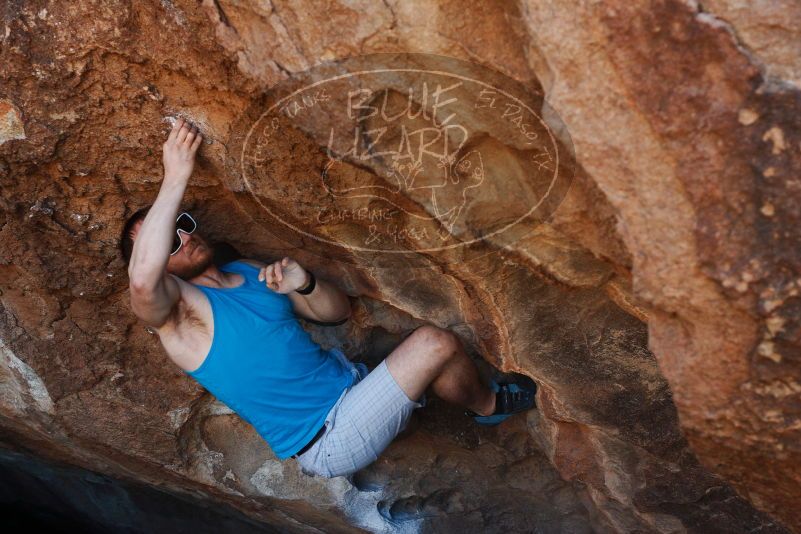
[{"x1": 0, "y1": 0, "x2": 798, "y2": 532}]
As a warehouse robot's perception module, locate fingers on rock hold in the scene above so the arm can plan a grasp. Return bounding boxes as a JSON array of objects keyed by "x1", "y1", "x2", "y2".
[{"x1": 176, "y1": 126, "x2": 188, "y2": 143}]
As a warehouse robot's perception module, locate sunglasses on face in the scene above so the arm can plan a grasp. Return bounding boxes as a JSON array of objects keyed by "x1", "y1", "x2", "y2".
[{"x1": 170, "y1": 212, "x2": 197, "y2": 255}]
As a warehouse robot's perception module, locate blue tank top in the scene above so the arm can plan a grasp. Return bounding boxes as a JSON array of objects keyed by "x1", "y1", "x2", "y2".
[{"x1": 184, "y1": 260, "x2": 354, "y2": 459}]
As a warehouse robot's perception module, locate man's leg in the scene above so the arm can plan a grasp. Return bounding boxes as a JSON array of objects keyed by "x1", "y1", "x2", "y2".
[
  {"x1": 385, "y1": 325, "x2": 496, "y2": 416},
  {"x1": 300, "y1": 325, "x2": 496, "y2": 478}
]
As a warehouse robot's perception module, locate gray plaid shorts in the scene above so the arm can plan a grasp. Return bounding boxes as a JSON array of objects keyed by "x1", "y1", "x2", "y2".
[{"x1": 295, "y1": 348, "x2": 426, "y2": 478}]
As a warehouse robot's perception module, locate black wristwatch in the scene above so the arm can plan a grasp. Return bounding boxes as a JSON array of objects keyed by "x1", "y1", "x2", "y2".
[{"x1": 295, "y1": 270, "x2": 316, "y2": 295}]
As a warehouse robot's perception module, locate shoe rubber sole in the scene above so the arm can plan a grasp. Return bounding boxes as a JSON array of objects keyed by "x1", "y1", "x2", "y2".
[{"x1": 466, "y1": 378, "x2": 537, "y2": 426}]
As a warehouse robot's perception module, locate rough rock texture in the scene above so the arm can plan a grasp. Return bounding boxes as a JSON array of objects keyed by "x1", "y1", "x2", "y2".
[
  {"x1": 0, "y1": 0, "x2": 798, "y2": 532},
  {"x1": 520, "y1": 0, "x2": 801, "y2": 528},
  {"x1": 702, "y1": 0, "x2": 801, "y2": 89}
]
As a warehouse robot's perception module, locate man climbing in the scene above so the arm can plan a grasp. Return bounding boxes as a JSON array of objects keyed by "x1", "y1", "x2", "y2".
[{"x1": 121, "y1": 117, "x2": 538, "y2": 479}]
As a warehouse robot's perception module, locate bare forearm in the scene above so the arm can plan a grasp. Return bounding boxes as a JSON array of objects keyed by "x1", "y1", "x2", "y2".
[
  {"x1": 128, "y1": 117, "x2": 202, "y2": 292},
  {"x1": 300, "y1": 274, "x2": 351, "y2": 322},
  {"x1": 128, "y1": 179, "x2": 186, "y2": 286},
  {"x1": 259, "y1": 257, "x2": 351, "y2": 322}
]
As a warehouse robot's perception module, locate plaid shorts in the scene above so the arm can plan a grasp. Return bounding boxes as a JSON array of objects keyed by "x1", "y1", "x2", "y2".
[{"x1": 295, "y1": 348, "x2": 426, "y2": 478}]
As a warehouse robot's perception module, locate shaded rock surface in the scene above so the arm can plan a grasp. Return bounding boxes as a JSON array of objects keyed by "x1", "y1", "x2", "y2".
[
  {"x1": 0, "y1": 446, "x2": 280, "y2": 533},
  {"x1": 0, "y1": 0, "x2": 798, "y2": 532}
]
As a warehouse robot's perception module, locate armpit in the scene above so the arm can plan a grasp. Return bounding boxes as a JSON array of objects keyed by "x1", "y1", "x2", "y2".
[{"x1": 165, "y1": 298, "x2": 206, "y2": 332}]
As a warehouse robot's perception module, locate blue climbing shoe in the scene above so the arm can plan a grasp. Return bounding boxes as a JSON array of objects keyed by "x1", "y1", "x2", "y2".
[{"x1": 465, "y1": 379, "x2": 537, "y2": 426}]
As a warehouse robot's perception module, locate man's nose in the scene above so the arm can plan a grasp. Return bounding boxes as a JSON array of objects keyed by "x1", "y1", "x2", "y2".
[{"x1": 178, "y1": 230, "x2": 193, "y2": 249}]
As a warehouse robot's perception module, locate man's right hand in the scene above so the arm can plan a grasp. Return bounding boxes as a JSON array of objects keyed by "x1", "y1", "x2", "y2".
[{"x1": 163, "y1": 117, "x2": 203, "y2": 183}]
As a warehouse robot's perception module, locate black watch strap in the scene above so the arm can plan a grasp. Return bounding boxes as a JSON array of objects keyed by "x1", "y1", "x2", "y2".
[{"x1": 295, "y1": 271, "x2": 316, "y2": 295}]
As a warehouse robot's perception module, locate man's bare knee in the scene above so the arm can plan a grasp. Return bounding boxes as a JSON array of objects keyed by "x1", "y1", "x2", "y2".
[
  {"x1": 385, "y1": 325, "x2": 461, "y2": 404},
  {"x1": 411, "y1": 325, "x2": 459, "y2": 363}
]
